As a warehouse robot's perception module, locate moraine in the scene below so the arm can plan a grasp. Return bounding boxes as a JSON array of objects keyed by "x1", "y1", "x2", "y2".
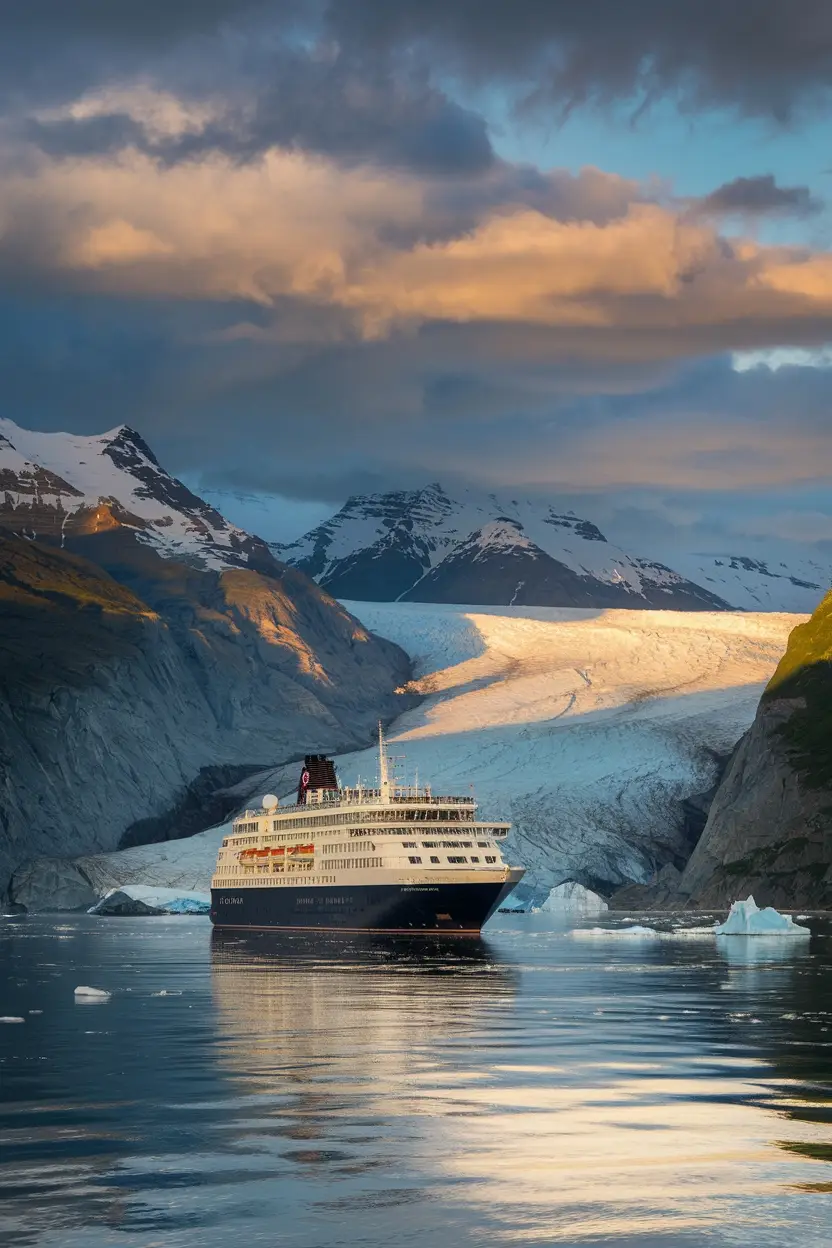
[{"x1": 210, "y1": 728, "x2": 524, "y2": 933}]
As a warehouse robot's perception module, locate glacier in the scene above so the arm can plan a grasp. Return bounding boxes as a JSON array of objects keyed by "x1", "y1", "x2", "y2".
[{"x1": 26, "y1": 601, "x2": 802, "y2": 909}]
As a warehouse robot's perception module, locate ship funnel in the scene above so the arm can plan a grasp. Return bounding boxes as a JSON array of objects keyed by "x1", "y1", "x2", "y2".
[{"x1": 297, "y1": 755, "x2": 338, "y2": 805}]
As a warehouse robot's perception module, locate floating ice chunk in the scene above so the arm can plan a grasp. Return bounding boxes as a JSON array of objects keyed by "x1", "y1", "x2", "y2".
[
  {"x1": 0, "y1": 1016, "x2": 24, "y2": 1023},
  {"x1": 536, "y1": 882, "x2": 608, "y2": 914},
  {"x1": 88, "y1": 886, "x2": 210, "y2": 916},
  {"x1": 714, "y1": 896, "x2": 810, "y2": 937},
  {"x1": 573, "y1": 924, "x2": 661, "y2": 939},
  {"x1": 572, "y1": 923, "x2": 713, "y2": 940},
  {"x1": 74, "y1": 986, "x2": 111, "y2": 1000}
]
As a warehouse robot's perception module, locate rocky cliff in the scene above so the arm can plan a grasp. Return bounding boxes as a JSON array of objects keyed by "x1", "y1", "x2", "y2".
[
  {"x1": 677, "y1": 591, "x2": 832, "y2": 907},
  {"x1": 0, "y1": 423, "x2": 412, "y2": 897}
]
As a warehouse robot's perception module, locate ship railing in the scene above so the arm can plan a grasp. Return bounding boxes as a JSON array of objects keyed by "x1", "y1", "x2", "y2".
[{"x1": 236, "y1": 793, "x2": 478, "y2": 819}]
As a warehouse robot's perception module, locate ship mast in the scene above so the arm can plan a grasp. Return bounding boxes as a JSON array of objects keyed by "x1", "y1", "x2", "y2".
[{"x1": 378, "y1": 721, "x2": 391, "y2": 804}]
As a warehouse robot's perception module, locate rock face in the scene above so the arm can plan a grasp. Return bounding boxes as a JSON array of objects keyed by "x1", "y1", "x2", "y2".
[
  {"x1": 277, "y1": 484, "x2": 731, "y2": 610},
  {"x1": 678, "y1": 592, "x2": 832, "y2": 908},
  {"x1": 0, "y1": 423, "x2": 412, "y2": 898}
]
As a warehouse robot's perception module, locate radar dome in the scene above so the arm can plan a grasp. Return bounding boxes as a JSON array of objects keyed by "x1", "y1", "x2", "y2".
[{"x1": 261, "y1": 794, "x2": 279, "y2": 811}]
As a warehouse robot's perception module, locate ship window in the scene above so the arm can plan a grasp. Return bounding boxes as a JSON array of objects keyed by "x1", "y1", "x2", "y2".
[
  {"x1": 470, "y1": 856, "x2": 480, "y2": 863},
  {"x1": 430, "y1": 856, "x2": 440, "y2": 864},
  {"x1": 422, "y1": 841, "x2": 437, "y2": 848},
  {"x1": 477, "y1": 841, "x2": 489, "y2": 847},
  {"x1": 408, "y1": 856, "x2": 422, "y2": 864},
  {"x1": 461, "y1": 842, "x2": 473, "y2": 848},
  {"x1": 440, "y1": 841, "x2": 461, "y2": 848},
  {"x1": 447, "y1": 856, "x2": 467, "y2": 864},
  {"x1": 485, "y1": 855, "x2": 496, "y2": 863},
  {"x1": 402, "y1": 841, "x2": 418, "y2": 848}
]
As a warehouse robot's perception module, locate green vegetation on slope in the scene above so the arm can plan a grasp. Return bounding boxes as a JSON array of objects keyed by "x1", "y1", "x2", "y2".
[{"x1": 765, "y1": 590, "x2": 832, "y2": 792}]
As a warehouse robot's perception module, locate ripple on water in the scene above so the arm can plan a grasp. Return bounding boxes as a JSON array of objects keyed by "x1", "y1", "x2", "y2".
[{"x1": 0, "y1": 914, "x2": 831, "y2": 1247}]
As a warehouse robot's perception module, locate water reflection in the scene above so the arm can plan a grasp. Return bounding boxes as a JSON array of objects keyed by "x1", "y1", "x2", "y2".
[
  {"x1": 3, "y1": 916, "x2": 832, "y2": 1247},
  {"x1": 716, "y1": 934, "x2": 814, "y2": 965}
]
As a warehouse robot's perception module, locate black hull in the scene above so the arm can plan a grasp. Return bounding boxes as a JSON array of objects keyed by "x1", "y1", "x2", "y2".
[{"x1": 210, "y1": 880, "x2": 517, "y2": 934}]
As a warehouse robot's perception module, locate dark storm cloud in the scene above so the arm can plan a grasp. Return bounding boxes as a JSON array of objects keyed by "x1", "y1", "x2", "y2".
[
  {"x1": 84, "y1": 69, "x2": 489, "y2": 176},
  {"x1": 3, "y1": 293, "x2": 829, "y2": 504},
  {"x1": 8, "y1": 0, "x2": 265, "y2": 40},
  {"x1": 15, "y1": 33, "x2": 495, "y2": 178},
  {"x1": 7, "y1": 1, "x2": 832, "y2": 140},
  {"x1": 697, "y1": 175, "x2": 822, "y2": 217},
  {"x1": 324, "y1": 0, "x2": 832, "y2": 121}
]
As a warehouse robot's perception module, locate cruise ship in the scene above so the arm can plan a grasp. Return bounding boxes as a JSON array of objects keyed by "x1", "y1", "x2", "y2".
[{"x1": 210, "y1": 729, "x2": 524, "y2": 933}]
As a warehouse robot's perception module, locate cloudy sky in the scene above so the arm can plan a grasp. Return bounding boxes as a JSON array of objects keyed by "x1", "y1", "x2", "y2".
[{"x1": 2, "y1": 1, "x2": 832, "y2": 551}]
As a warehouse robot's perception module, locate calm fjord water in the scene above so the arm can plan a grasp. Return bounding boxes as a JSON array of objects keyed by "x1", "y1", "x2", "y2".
[{"x1": 2, "y1": 914, "x2": 832, "y2": 1247}]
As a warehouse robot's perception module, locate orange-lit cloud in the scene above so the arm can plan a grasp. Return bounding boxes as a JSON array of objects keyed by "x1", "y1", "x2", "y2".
[{"x1": 3, "y1": 145, "x2": 832, "y2": 362}]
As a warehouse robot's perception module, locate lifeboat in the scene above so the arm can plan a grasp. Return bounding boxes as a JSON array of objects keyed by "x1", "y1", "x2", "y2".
[{"x1": 288, "y1": 843, "x2": 314, "y2": 856}]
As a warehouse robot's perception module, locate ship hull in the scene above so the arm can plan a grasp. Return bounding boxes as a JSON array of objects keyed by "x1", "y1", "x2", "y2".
[{"x1": 210, "y1": 878, "x2": 520, "y2": 934}]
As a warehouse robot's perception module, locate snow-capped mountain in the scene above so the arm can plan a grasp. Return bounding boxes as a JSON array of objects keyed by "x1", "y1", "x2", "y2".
[
  {"x1": 276, "y1": 485, "x2": 731, "y2": 610},
  {"x1": 0, "y1": 419, "x2": 274, "y2": 571},
  {"x1": 667, "y1": 550, "x2": 832, "y2": 614}
]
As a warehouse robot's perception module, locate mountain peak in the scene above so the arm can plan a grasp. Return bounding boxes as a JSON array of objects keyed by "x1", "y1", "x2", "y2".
[
  {"x1": 0, "y1": 419, "x2": 278, "y2": 573},
  {"x1": 279, "y1": 482, "x2": 731, "y2": 610},
  {"x1": 102, "y1": 425, "x2": 161, "y2": 467}
]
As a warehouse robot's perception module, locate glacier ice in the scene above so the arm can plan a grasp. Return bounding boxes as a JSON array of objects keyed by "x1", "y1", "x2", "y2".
[
  {"x1": 714, "y1": 896, "x2": 810, "y2": 937},
  {"x1": 0, "y1": 1016, "x2": 25, "y2": 1023},
  {"x1": 74, "y1": 986, "x2": 111, "y2": 1000},
  {"x1": 88, "y1": 886, "x2": 210, "y2": 916},
  {"x1": 536, "y1": 882, "x2": 608, "y2": 914},
  {"x1": 22, "y1": 600, "x2": 802, "y2": 905}
]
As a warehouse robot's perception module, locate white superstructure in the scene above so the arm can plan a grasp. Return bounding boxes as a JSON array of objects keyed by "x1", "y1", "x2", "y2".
[{"x1": 211, "y1": 727, "x2": 514, "y2": 894}]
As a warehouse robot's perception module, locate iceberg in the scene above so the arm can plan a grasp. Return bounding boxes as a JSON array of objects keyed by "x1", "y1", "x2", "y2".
[
  {"x1": 88, "y1": 886, "x2": 211, "y2": 917},
  {"x1": 714, "y1": 896, "x2": 810, "y2": 937},
  {"x1": 537, "y1": 882, "x2": 608, "y2": 914}
]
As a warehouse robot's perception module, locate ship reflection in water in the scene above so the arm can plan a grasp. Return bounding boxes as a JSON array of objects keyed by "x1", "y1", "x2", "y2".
[
  {"x1": 209, "y1": 929, "x2": 517, "y2": 1161},
  {"x1": 2, "y1": 915, "x2": 832, "y2": 1247}
]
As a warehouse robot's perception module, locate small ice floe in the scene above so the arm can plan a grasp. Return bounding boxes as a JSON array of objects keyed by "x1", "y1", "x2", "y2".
[
  {"x1": 714, "y1": 896, "x2": 810, "y2": 937},
  {"x1": 88, "y1": 886, "x2": 210, "y2": 916},
  {"x1": 573, "y1": 924, "x2": 661, "y2": 939},
  {"x1": 74, "y1": 986, "x2": 111, "y2": 1001},
  {"x1": 572, "y1": 923, "x2": 714, "y2": 941},
  {"x1": 0, "y1": 1016, "x2": 25, "y2": 1023},
  {"x1": 28, "y1": 1010, "x2": 42, "y2": 1015}
]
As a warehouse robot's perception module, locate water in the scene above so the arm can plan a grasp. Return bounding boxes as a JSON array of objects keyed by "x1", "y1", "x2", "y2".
[{"x1": 2, "y1": 913, "x2": 832, "y2": 1247}]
